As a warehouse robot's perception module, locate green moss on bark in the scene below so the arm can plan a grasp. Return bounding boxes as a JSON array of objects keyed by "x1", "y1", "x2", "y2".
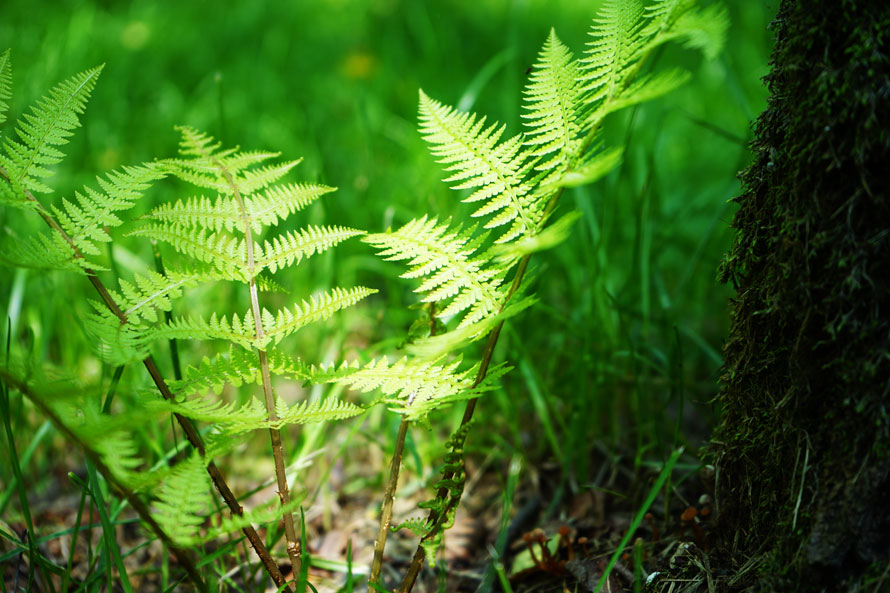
[{"x1": 711, "y1": 0, "x2": 890, "y2": 590}]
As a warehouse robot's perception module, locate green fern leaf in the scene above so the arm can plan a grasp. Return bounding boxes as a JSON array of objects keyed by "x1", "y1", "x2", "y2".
[
  {"x1": 325, "y1": 355, "x2": 507, "y2": 421},
  {"x1": 522, "y1": 30, "x2": 582, "y2": 176},
  {"x1": 155, "y1": 310, "x2": 258, "y2": 349},
  {"x1": 145, "y1": 193, "x2": 242, "y2": 233},
  {"x1": 0, "y1": 64, "x2": 102, "y2": 195},
  {"x1": 112, "y1": 268, "x2": 201, "y2": 324},
  {"x1": 164, "y1": 126, "x2": 301, "y2": 196},
  {"x1": 152, "y1": 454, "x2": 212, "y2": 546},
  {"x1": 364, "y1": 216, "x2": 505, "y2": 328},
  {"x1": 0, "y1": 229, "x2": 84, "y2": 273},
  {"x1": 247, "y1": 182, "x2": 335, "y2": 229},
  {"x1": 642, "y1": 0, "x2": 727, "y2": 60},
  {"x1": 419, "y1": 90, "x2": 541, "y2": 243},
  {"x1": 262, "y1": 286, "x2": 377, "y2": 346},
  {"x1": 392, "y1": 516, "x2": 434, "y2": 537},
  {"x1": 491, "y1": 210, "x2": 582, "y2": 263},
  {"x1": 266, "y1": 397, "x2": 364, "y2": 430},
  {"x1": 145, "y1": 393, "x2": 268, "y2": 428},
  {"x1": 578, "y1": 0, "x2": 646, "y2": 124},
  {"x1": 170, "y1": 345, "x2": 311, "y2": 397},
  {"x1": 53, "y1": 163, "x2": 166, "y2": 257},
  {"x1": 193, "y1": 494, "x2": 303, "y2": 545},
  {"x1": 0, "y1": 49, "x2": 10, "y2": 127},
  {"x1": 129, "y1": 222, "x2": 247, "y2": 281},
  {"x1": 256, "y1": 225, "x2": 364, "y2": 273}
]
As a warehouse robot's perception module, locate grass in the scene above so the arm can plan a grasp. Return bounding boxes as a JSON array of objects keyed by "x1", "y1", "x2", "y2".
[{"x1": 0, "y1": 0, "x2": 775, "y2": 590}]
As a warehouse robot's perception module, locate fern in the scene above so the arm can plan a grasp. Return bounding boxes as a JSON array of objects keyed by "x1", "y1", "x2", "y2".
[
  {"x1": 0, "y1": 64, "x2": 102, "y2": 196},
  {"x1": 353, "y1": 2, "x2": 727, "y2": 588},
  {"x1": 151, "y1": 454, "x2": 212, "y2": 546},
  {"x1": 0, "y1": 52, "x2": 370, "y2": 588},
  {"x1": 169, "y1": 345, "x2": 312, "y2": 397},
  {"x1": 0, "y1": 49, "x2": 10, "y2": 128}
]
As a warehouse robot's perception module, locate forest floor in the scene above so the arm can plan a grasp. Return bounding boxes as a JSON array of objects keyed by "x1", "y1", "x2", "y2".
[{"x1": 2, "y1": 441, "x2": 717, "y2": 593}]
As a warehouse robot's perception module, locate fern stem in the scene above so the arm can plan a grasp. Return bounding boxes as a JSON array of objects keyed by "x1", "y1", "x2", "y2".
[
  {"x1": 373, "y1": 300, "x2": 445, "y2": 588},
  {"x1": 370, "y1": 416, "x2": 410, "y2": 586},
  {"x1": 0, "y1": 164, "x2": 293, "y2": 592},
  {"x1": 217, "y1": 159, "x2": 304, "y2": 583},
  {"x1": 0, "y1": 372, "x2": 208, "y2": 591}
]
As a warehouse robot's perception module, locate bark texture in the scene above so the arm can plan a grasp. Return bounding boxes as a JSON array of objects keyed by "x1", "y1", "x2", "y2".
[{"x1": 711, "y1": 0, "x2": 890, "y2": 590}]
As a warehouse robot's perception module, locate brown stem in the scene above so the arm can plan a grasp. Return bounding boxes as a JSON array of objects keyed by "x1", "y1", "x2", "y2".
[
  {"x1": 217, "y1": 162, "x2": 302, "y2": 582},
  {"x1": 369, "y1": 417, "x2": 410, "y2": 586},
  {"x1": 1, "y1": 373, "x2": 207, "y2": 590},
  {"x1": 0, "y1": 165, "x2": 292, "y2": 591},
  {"x1": 370, "y1": 302, "x2": 437, "y2": 587}
]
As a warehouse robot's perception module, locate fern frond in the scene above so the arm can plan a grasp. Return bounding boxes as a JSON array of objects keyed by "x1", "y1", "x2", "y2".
[
  {"x1": 247, "y1": 182, "x2": 335, "y2": 230},
  {"x1": 522, "y1": 30, "x2": 582, "y2": 176},
  {"x1": 604, "y1": 68, "x2": 691, "y2": 115},
  {"x1": 145, "y1": 194, "x2": 242, "y2": 233},
  {"x1": 392, "y1": 517, "x2": 434, "y2": 537},
  {"x1": 256, "y1": 225, "x2": 364, "y2": 273},
  {"x1": 112, "y1": 268, "x2": 201, "y2": 324},
  {"x1": 657, "y1": 4, "x2": 729, "y2": 60},
  {"x1": 326, "y1": 355, "x2": 505, "y2": 421},
  {"x1": 364, "y1": 216, "x2": 505, "y2": 328},
  {"x1": 233, "y1": 159, "x2": 302, "y2": 195},
  {"x1": 267, "y1": 397, "x2": 365, "y2": 430},
  {"x1": 578, "y1": 0, "x2": 646, "y2": 125},
  {"x1": 0, "y1": 229, "x2": 84, "y2": 273},
  {"x1": 642, "y1": 0, "x2": 693, "y2": 36},
  {"x1": 145, "y1": 393, "x2": 268, "y2": 427},
  {"x1": 84, "y1": 306, "x2": 154, "y2": 364},
  {"x1": 155, "y1": 310, "x2": 258, "y2": 349},
  {"x1": 151, "y1": 454, "x2": 212, "y2": 546},
  {"x1": 192, "y1": 494, "x2": 303, "y2": 546},
  {"x1": 129, "y1": 222, "x2": 247, "y2": 281},
  {"x1": 419, "y1": 90, "x2": 541, "y2": 243},
  {"x1": 262, "y1": 286, "x2": 377, "y2": 346},
  {"x1": 53, "y1": 163, "x2": 166, "y2": 257},
  {"x1": 170, "y1": 345, "x2": 311, "y2": 397},
  {"x1": 0, "y1": 49, "x2": 10, "y2": 127},
  {"x1": 406, "y1": 291, "x2": 537, "y2": 359},
  {"x1": 165, "y1": 126, "x2": 301, "y2": 196},
  {"x1": 642, "y1": 0, "x2": 727, "y2": 60},
  {"x1": 492, "y1": 210, "x2": 582, "y2": 264},
  {"x1": 0, "y1": 64, "x2": 102, "y2": 195}
]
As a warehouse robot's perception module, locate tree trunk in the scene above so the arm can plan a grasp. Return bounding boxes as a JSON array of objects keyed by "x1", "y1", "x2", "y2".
[{"x1": 710, "y1": 0, "x2": 890, "y2": 590}]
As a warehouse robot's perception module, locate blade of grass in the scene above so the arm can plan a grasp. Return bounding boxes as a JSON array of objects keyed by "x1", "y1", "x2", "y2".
[
  {"x1": 0, "y1": 419, "x2": 52, "y2": 514},
  {"x1": 477, "y1": 454, "x2": 521, "y2": 593},
  {"x1": 0, "y1": 373, "x2": 50, "y2": 591},
  {"x1": 84, "y1": 459, "x2": 134, "y2": 593},
  {"x1": 61, "y1": 478, "x2": 88, "y2": 593},
  {"x1": 593, "y1": 448, "x2": 683, "y2": 593}
]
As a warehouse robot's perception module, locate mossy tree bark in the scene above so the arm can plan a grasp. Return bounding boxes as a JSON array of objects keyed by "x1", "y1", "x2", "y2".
[{"x1": 711, "y1": 0, "x2": 889, "y2": 590}]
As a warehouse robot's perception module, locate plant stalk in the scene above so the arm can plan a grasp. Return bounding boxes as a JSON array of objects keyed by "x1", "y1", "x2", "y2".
[
  {"x1": 370, "y1": 302, "x2": 437, "y2": 587},
  {"x1": 220, "y1": 163, "x2": 303, "y2": 583},
  {"x1": 0, "y1": 165, "x2": 293, "y2": 592}
]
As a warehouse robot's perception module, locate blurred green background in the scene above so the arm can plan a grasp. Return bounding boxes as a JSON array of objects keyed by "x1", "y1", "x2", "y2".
[{"x1": 1, "y1": 0, "x2": 775, "y2": 524}]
